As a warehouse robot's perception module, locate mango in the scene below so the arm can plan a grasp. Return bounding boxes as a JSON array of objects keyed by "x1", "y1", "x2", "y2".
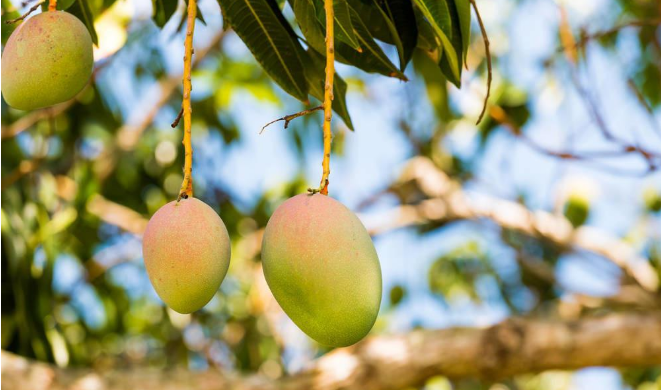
[
  {"x1": 1, "y1": 11, "x2": 93, "y2": 110},
  {"x1": 261, "y1": 194, "x2": 382, "y2": 346},
  {"x1": 143, "y1": 198, "x2": 231, "y2": 314}
]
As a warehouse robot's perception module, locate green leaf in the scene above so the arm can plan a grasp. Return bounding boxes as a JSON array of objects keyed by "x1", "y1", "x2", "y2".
[
  {"x1": 412, "y1": 49, "x2": 450, "y2": 121},
  {"x1": 291, "y1": 0, "x2": 405, "y2": 79},
  {"x1": 69, "y1": 0, "x2": 98, "y2": 45},
  {"x1": 289, "y1": 0, "x2": 326, "y2": 52},
  {"x1": 304, "y1": 49, "x2": 354, "y2": 130},
  {"x1": 337, "y1": 5, "x2": 406, "y2": 79},
  {"x1": 2, "y1": 0, "x2": 20, "y2": 45},
  {"x1": 381, "y1": 0, "x2": 418, "y2": 69},
  {"x1": 219, "y1": 0, "x2": 309, "y2": 101},
  {"x1": 452, "y1": 0, "x2": 471, "y2": 62},
  {"x1": 414, "y1": 6, "x2": 439, "y2": 52},
  {"x1": 439, "y1": 0, "x2": 464, "y2": 86},
  {"x1": 313, "y1": 0, "x2": 361, "y2": 52},
  {"x1": 152, "y1": 0, "x2": 177, "y2": 27},
  {"x1": 413, "y1": 0, "x2": 459, "y2": 82}
]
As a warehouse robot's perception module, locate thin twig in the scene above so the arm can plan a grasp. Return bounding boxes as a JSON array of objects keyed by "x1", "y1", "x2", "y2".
[
  {"x1": 259, "y1": 106, "x2": 323, "y2": 134},
  {"x1": 171, "y1": 108, "x2": 184, "y2": 128},
  {"x1": 470, "y1": 0, "x2": 492, "y2": 125},
  {"x1": 308, "y1": 0, "x2": 335, "y2": 195},
  {"x1": 4, "y1": 1, "x2": 43, "y2": 24},
  {"x1": 177, "y1": 0, "x2": 197, "y2": 202}
]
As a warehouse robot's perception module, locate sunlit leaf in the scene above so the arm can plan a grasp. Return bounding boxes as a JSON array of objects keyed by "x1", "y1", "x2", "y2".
[{"x1": 219, "y1": 0, "x2": 309, "y2": 101}]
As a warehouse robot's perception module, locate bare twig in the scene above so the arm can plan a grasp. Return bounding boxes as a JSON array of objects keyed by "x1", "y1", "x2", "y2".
[
  {"x1": 470, "y1": 0, "x2": 492, "y2": 125},
  {"x1": 259, "y1": 105, "x2": 323, "y2": 134},
  {"x1": 4, "y1": 1, "x2": 43, "y2": 24},
  {"x1": 171, "y1": 108, "x2": 184, "y2": 128}
]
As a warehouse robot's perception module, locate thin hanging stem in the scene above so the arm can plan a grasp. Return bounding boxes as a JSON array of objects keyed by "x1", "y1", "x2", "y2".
[
  {"x1": 177, "y1": 0, "x2": 196, "y2": 202},
  {"x1": 48, "y1": 0, "x2": 56, "y2": 12},
  {"x1": 309, "y1": 0, "x2": 334, "y2": 195}
]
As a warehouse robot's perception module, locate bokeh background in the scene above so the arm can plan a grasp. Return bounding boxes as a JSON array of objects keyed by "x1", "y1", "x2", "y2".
[{"x1": 2, "y1": 0, "x2": 661, "y2": 389}]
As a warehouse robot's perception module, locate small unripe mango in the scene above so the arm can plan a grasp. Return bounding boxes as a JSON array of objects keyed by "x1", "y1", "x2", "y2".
[
  {"x1": 1, "y1": 11, "x2": 93, "y2": 110},
  {"x1": 143, "y1": 198, "x2": 231, "y2": 314},
  {"x1": 261, "y1": 194, "x2": 382, "y2": 347}
]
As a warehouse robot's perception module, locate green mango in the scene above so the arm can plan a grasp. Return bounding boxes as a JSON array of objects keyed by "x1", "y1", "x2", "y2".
[
  {"x1": 262, "y1": 193, "x2": 382, "y2": 346},
  {"x1": 1, "y1": 11, "x2": 93, "y2": 110},
  {"x1": 143, "y1": 198, "x2": 231, "y2": 314}
]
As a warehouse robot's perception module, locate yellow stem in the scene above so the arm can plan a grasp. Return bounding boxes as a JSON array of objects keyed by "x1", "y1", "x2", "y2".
[
  {"x1": 177, "y1": 0, "x2": 197, "y2": 201},
  {"x1": 312, "y1": 0, "x2": 334, "y2": 195},
  {"x1": 48, "y1": 0, "x2": 57, "y2": 12}
]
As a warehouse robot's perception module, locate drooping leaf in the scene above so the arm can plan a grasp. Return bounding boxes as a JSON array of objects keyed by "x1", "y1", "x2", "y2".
[
  {"x1": 289, "y1": 0, "x2": 326, "y2": 52},
  {"x1": 412, "y1": 49, "x2": 450, "y2": 121},
  {"x1": 304, "y1": 49, "x2": 354, "y2": 130},
  {"x1": 414, "y1": 6, "x2": 439, "y2": 52},
  {"x1": 452, "y1": 0, "x2": 471, "y2": 62},
  {"x1": 439, "y1": 0, "x2": 464, "y2": 86},
  {"x1": 381, "y1": 0, "x2": 418, "y2": 69},
  {"x1": 69, "y1": 0, "x2": 98, "y2": 45},
  {"x1": 313, "y1": 0, "x2": 362, "y2": 52},
  {"x1": 219, "y1": 0, "x2": 309, "y2": 101},
  {"x1": 413, "y1": 0, "x2": 459, "y2": 82},
  {"x1": 291, "y1": 0, "x2": 405, "y2": 79},
  {"x1": 152, "y1": 0, "x2": 178, "y2": 28},
  {"x1": 347, "y1": 0, "x2": 418, "y2": 70},
  {"x1": 337, "y1": 5, "x2": 406, "y2": 79}
]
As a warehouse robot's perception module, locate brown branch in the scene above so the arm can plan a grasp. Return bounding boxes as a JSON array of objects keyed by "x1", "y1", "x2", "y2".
[
  {"x1": 2, "y1": 313, "x2": 660, "y2": 389},
  {"x1": 4, "y1": 1, "x2": 42, "y2": 24},
  {"x1": 470, "y1": 0, "x2": 492, "y2": 125},
  {"x1": 171, "y1": 107, "x2": 184, "y2": 128},
  {"x1": 259, "y1": 105, "x2": 324, "y2": 134},
  {"x1": 366, "y1": 157, "x2": 659, "y2": 291}
]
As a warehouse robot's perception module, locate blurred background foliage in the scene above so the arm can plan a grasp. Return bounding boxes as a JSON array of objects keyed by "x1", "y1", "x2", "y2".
[{"x1": 1, "y1": 0, "x2": 661, "y2": 389}]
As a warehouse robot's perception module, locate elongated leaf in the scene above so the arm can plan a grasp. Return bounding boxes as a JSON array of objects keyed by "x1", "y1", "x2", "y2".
[
  {"x1": 289, "y1": 0, "x2": 326, "y2": 52},
  {"x1": 152, "y1": 0, "x2": 178, "y2": 28},
  {"x1": 381, "y1": 0, "x2": 418, "y2": 69},
  {"x1": 414, "y1": 6, "x2": 439, "y2": 52},
  {"x1": 439, "y1": 0, "x2": 463, "y2": 86},
  {"x1": 313, "y1": 0, "x2": 361, "y2": 51},
  {"x1": 291, "y1": 0, "x2": 404, "y2": 79},
  {"x1": 69, "y1": 0, "x2": 98, "y2": 45},
  {"x1": 304, "y1": 49, "x2": 354, "y2": 130},
  {"x1": 219, "y1": 0, "x2": 309, "y2": 101},
  {"x1": 414, "y1": 0, "x2": 459, "y2": 81},
  {"x1": 347, "y1": 0, "x2": 417, "y2": 70},
  {"x1": 337, "y1": 5, "x2": 406, "y2": 79},
  {"x1": 412, "y1": 49, "x2": 450, "y2": 121},
  {"x1": 369, "y1": 0, "x2": 406, "y2": 70},
  {"x1": 452, "y1": 0, "x2": 471, "y2": 62}
]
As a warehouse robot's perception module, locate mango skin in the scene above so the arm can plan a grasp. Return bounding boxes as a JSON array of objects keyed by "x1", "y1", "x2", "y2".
[
  {"x1": 261, "y1": 194, "x2": 382, "y2": 347},
  {"x1": 1, "y1": 11, "x2": 93, "y2": 110},
  {"x1": 143, "y1": 198, "x2": 231, "y2": 314}
]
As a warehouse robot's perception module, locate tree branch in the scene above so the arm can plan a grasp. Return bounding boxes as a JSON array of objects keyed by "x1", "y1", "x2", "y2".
[
  {"x1": 2, "y1": 313, "x2": 660, "y2": 389},
  {"x1": 364, "y1": 157, "x2": 659, "y2": 292}
]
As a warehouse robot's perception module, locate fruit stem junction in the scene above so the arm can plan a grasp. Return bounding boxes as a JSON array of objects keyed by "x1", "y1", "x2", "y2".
[
  {"x1": 308, "y1": 0, "x2": 334, "y2": 196},
  {"x1": 48, "y1": 0, "x2": 57, "y2": 12},
  {"x1": 177, "y1": 0, "x2": 197, "y2": 202}
]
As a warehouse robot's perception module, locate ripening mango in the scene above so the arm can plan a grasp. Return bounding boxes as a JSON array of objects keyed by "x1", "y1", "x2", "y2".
[
  {"x1": 143, "y1": 198, "x2": 231, "y2": 314},
  {"x1": 261, "y1": 193, "x2": 382, "y2": 347},
  {"x1": 1, "y1": 11, "x2": 93, "y2": 110}
]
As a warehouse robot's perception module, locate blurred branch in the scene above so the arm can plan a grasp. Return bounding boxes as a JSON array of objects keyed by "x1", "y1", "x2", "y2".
[
  {"x1": 364, "y1": 157, "x2": 659, "y2": 292},
  {"x1": 2, "y1": 312, "x2": 661, "y2": 389},
  {"x1": 489, "y1": 105, "x2": 660, "y2": 175}
]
